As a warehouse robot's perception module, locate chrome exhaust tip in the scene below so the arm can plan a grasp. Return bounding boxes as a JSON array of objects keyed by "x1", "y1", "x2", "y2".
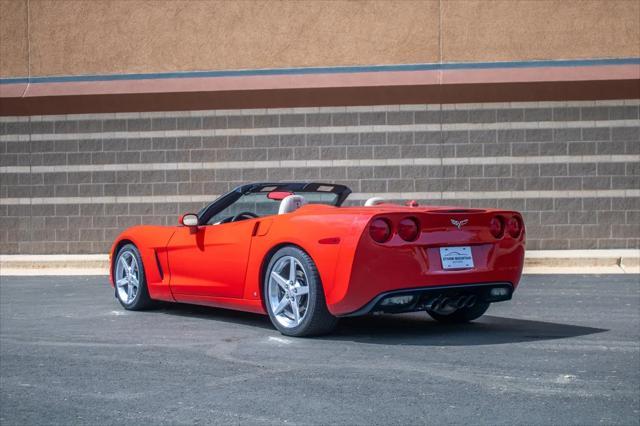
[
  {"x1": 464, "y1": 294, "x2": 477, "y2": 308},
  {"x1": 455, "y1": 295, "x2": 467, "y2": 309},
  {"x1": 436, "y1": 297, "x2": 449, "y2": 311}
]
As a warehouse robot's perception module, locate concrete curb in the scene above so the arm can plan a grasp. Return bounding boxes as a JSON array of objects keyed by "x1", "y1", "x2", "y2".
[
  {"x1": 523, "y1": 249, "x2": 640, "y2": 274},
  {"x1": 1, "y1": 250, "x2": 638, "y2": 276}
]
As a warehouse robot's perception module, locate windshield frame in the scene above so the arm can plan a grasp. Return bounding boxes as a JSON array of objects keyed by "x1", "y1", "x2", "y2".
[{"x1": 197, "y1": 182, "x2": 351, "y2": 225}]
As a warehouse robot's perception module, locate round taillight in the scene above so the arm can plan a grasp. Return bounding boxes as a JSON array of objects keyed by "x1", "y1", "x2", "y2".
[
  {"x1": 369, "y1": 218, "x2": 391, "y2": 243},
  {"x1": 507, "y1": 216, "x2": 522, "y2": 238},
  {"x1": 489, "y1": 216, "x2": 504, "y2": 239},
  {"x1": 398, "y1": 217, "x2": 420, "y2": 242}
]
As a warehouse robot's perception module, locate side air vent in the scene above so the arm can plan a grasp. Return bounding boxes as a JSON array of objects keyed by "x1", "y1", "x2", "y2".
[{"x1": 154, "y1": 250, "x2": 164, "y2": 280}]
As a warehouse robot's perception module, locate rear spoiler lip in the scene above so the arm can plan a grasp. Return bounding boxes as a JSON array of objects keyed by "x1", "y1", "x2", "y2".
[{"x1": 362, "y1": 208, "x2": 523, "y2": 215}]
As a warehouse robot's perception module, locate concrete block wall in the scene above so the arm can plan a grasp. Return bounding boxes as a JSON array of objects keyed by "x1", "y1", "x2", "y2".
[{"x1": 1, "y1": 99, "x2": 638, "y2": 254}]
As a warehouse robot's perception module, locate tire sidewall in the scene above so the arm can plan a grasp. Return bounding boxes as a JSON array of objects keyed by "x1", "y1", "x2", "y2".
[
  {"x1": 264, "y1": 246, "x2": 322, "y2": 336},
  {"x1": 115, "y1": 243, "x2": 148, "y2": 310}
]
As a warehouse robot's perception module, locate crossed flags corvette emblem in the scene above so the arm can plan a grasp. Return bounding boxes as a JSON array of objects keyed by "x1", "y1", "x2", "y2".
[{"x1": 451, "y1": 219, "x2": 469, "y2": 229}]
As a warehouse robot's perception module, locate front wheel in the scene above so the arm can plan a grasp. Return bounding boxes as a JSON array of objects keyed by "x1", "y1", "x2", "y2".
[
  {"x1": 264, "y1": 246, "x2": 338, "y2": 337},
  {"x1": 114, "y1": 244, "x2": 154, "y2": 310},
  {"x1": 426, "y1": 301, "x2": 490, "y2": 324}
]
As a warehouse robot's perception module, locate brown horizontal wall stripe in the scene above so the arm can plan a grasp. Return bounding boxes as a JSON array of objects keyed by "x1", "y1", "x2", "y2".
[
  {"x1": 2, "y1": 80, "x2": 639, "y2": 116},
  {"x1": 2, "y1": 98, "x2": 639, "y2": 123}
]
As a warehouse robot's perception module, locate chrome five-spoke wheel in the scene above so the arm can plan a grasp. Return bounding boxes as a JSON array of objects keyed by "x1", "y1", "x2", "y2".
[
  {"x1": 264, "y1": 246, "x2": 337, "y2": 336},
  {"x1": 113, "y1": 244, "x2": 153, "y2": 310},
  {"x1": 115, "y1": 249, "x2": 140, "y2": 305},
  {"x1": 267, "y1": 255, "x2": 310, "y2": 328}
]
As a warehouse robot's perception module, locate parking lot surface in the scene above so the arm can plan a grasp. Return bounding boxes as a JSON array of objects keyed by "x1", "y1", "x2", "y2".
[{"x1": 1, "y1": 275, "x2": 638, "y2": 425}]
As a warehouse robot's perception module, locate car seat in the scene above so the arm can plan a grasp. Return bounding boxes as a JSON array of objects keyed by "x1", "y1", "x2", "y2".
[
  {"x1": 364, "y1": 197, "x2": 385, "y2": 206},
  {"x1": 278, "y1": 195, "x2": 307, "y2": 214}
]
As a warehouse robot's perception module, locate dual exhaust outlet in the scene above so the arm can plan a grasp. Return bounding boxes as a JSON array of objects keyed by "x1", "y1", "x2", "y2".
[{"x1": 426, "y1": 294, "x2": 477, "y2": 312}]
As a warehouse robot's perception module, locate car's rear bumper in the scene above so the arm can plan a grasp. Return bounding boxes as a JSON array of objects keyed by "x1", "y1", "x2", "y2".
[
  {"x1": 327, "y1": 235, "x2": 525, "y2": 315},
  {"x1": 338, "y1": 282, "x2": 514, "y2": 317}
]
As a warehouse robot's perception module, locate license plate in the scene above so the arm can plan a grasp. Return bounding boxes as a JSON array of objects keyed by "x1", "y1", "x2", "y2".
[{"x1": 440, "y1": 246, "x2": 474, "y2": 270}]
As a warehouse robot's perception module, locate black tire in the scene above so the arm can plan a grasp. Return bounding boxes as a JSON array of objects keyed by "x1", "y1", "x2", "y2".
[
  {"x1": 426, "y1": 301, "x2": 490, "y2": 324},
  {"x1": 113, "y1": 243, "x2": 154, "y2": 310},
  {"x1": 263, "y1": 246, "x2": 338, "y2": 337}
]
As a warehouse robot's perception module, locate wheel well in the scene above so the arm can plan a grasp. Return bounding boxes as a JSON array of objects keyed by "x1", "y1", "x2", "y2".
[
  {"x1": 112, "y1": 239, "x2": 134, "y2": 274},
  {"x1": 258, "y1": 242, "x2": 310, "y2": 311}
]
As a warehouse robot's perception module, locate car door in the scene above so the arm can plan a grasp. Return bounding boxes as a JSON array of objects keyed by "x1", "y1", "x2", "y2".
[{"x1": 166, "y1": 219, "x2": 257, "y2": 299}]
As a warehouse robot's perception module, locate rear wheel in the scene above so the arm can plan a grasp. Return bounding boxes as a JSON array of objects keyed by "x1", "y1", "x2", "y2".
[
  {"x1": 264, "y1": 246, "x2": 337, "y2": 337},
  {"x1": 114, "y1": 244, "x2": 154, "y2": 310},
  {"x1": 426, "y1": 302, "x2": 490, "y2": 324}
]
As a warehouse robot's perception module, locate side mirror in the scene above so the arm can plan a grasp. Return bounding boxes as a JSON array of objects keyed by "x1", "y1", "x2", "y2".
[{"x1": 179, "y1": 213, "x2": 199, "y2": 227}]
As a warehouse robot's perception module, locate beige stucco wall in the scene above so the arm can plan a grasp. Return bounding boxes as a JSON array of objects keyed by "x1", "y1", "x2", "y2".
[
  {"x1": 1, "y1": 0, "x2": 639, "y2": 78},
  {"x1": 22, "y1": 0, "x2": 440, "y2": 77},
  {"x1": 0, "y1": 0, "x2": 28, "y2": 77},
  {"x1": 443, "y1": 0, "x2": 640, "y2": 62}
]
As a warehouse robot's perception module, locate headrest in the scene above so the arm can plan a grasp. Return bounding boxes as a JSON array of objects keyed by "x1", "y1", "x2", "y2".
[
  {"x1": 278, "y1": 194, "x2": 307, "y2": 214},
  {"x1": 364, "y1": 197, "x2": 385, "y2": 206}
]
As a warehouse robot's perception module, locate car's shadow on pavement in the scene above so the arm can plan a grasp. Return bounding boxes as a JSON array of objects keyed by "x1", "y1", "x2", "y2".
[
  {"x1": 325, "y1": 314, "x2": 608, "y2": 346},
  {"x1": 152, "y1": 303, "x2": 607, "y2": 346},
  {"x1": 154, "y1": 302, "x2": 274, "y2": 330}
]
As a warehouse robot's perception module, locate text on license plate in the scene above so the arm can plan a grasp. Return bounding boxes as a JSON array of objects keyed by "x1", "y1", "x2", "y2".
[{"x1": 439, "y1": 246, "x2": 474, "y2": 270}]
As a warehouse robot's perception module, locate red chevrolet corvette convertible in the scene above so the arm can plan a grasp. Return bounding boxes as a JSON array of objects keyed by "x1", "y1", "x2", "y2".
[{"x1": 110, "y1": 182, "x2": 525, "y2": 336}]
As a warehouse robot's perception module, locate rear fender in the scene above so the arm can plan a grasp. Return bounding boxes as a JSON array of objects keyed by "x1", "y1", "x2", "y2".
[{"x1": 243, "y1": 212, "x2": 368, "y2": 311}]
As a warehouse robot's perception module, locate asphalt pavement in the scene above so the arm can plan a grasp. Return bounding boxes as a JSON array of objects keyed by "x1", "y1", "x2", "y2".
[{"x1": 0, "y1": 274, "x2": 639, "y2": 425}]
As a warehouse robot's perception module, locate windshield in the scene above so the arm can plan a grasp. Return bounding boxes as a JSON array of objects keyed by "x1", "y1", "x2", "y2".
[{"x1": 205, "y1": 191, "x2": 338, "y2": 225}]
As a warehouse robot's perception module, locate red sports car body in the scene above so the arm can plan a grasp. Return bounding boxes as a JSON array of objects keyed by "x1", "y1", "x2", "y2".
[{"x1": 110, "y1": 182, "x2": 525, "y2": 336}]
